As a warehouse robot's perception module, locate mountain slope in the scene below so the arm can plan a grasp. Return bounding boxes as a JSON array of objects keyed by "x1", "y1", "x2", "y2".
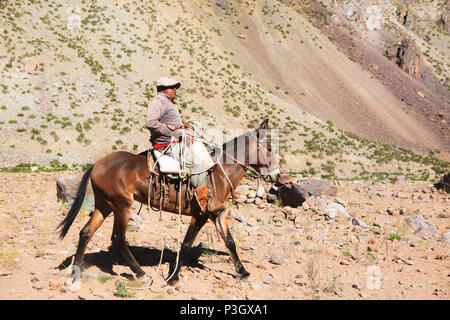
[{"x1": 0, "y1": 0, "x2": 448, "y2": 180}]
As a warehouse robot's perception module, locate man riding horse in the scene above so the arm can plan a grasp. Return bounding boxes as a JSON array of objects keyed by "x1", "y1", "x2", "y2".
[
  {"x1": 145, "y1": 76, "x2": 219, "y2": 213},
  {"x1": 57, "y1": 75, "x2": 280, "y2": 286}
]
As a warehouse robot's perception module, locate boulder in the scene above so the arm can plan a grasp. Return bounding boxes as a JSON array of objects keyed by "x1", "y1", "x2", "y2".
[
  {"x1": 434, "y1": 173, "x2": 450, "y2": 193},
  {"x1": 56, "y1": 174, "x2": 94, "y2": 204},
  {"x1": 297, "y1": 179, "x2": 338, "y2": 198},
  {"x1": 403, "y1": 215, "x2": 439, "y2": 237},
  {"x1": 269, "y1": 252, "x2": 284, "y2": 265},
  {"x1": 215, "y1": 0, "x2": 230, "y2": 10},
  {"x1": 403, "y1": 215, "x2": 427, "y2": 229},
  {"x1": 395, "y1": 36, "x2": 424, "y2": 80},
  {"x1": 275, "y1": 173, "x2": 295, "y2": 186},
  {"x1": 440, "y1": 232, "x2": 450, "y2": 243},
  {"x1": 436, "y1": 7, "x2": 450, "y2": 34},
  {"x1": 414, "y1": 224, "x2": 440, "y2": 237},
  {"x1": 277, "y1": 184, "x2": 307, "y2": 208},
  {"x1": 277, "y1": 179, "x2": 338, "y2": 208}
]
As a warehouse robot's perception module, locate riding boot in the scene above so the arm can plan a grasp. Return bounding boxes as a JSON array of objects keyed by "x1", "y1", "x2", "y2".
[{"x1": 194, "y1": 184, "x2": 208, "y2": 213}]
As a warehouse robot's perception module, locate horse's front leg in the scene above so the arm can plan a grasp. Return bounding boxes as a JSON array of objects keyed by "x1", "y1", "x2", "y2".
[
  {"x1": 213, "y1": 209, "x2": 250, "y2": 279},
  {"x1": 166, "y1": 213, "x2": 209, "y2": 285}
]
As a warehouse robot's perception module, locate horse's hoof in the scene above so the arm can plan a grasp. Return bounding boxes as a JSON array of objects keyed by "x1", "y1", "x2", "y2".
[
  {"x1": 239, "y1": 271, "x2": 250, "y2": 280},
  {"x1": 65, "y1": 267, "x2": 82, "y2": 291},
  {"x1": 166, "y1": 275, "x2": 180, "y2": 286},
  {"x1": 68, "y1": 265, "x2": 81, "y2": 282}
]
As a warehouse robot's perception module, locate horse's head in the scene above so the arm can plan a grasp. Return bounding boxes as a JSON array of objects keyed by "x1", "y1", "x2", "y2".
[{"x1": 249, "y1": 119, "x2": 280, "y2": 182}]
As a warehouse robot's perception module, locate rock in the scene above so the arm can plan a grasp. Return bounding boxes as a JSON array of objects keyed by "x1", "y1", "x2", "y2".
[
  {"x1": 302, "y1": 201, "x2": 310, "y2": 211},
  {"x1": 256, "y1": 262, "x2": 271, "y2": 270},
  {"x1": 323, "y1": 202, "x2": 350, "y2": 220},
  {"x1": 236, "y1": 185, "x2": 250, "y2": 191},
  {"x1": 372, "y1": 226, "x2": 381, "y2": 235},
  {"x1": 32, "y1": 282, "x2": 44, "y2": 290},
  {"x1": 440, "y1": 232, "x2": 450, "y2": 243},
  {"x1": 394, "y1": 192, "x2": 410, "y2": 199},
  {"x1": 215, "y1": 0, "x2": 230, "y2": 11},
  {"x1": 324, "y1": 208, "x2": 338, "y2": 220},
  {"x1": 266, "y1": 194, "x2": 277, "y2": 203},
  {"x1": 403, "y1": 215, "x2": 426, "y2": 229},
  {"x1": 403, "y1": 215, "x2": 439, "y2": 236},
  {"x1": 352, "y1": 217, "x2": 368, "y2": 228},
  {"x1": 414, "y1": 223, "x2": 440, "y2": 237},
  {"x1": 23, "y1": 58, "x2": 38, "y2": 72},
  {"x1": 294, "y1": 216, "x2": 303, "y2": 229},
  {"x1": 436, "y1": 7, "x2": 450, "y2": 34},
  {"x1": 314, "y1": 195, "x2": 328, "y2": 211},
  {"x1": 234, "y1": 213, "x2": 248, "y2": 223},
  {"x1": 386, "y1": 207, "x2": 399, "y2": 216},
  {"x1": 48, "y1": 279, "x2": 59, "y2": 290},
  {"x1": 352, "y1": 283, "x2": 363, "y2": 290},
  {"x1": 277, "y1": 184, "x2": 307, "y2": 207},
  {"x1": 277, "y1": 179, "x2": 338, "y2": 208},
  {"x1": 56, "y1": 174, "x2": 94, "y2": 203},
  {"x1": 299, "y1": 179, "x2": 338, "y2": 198},
  {"x1": 394, "y1": 175, "x2": 407, "y2": 184},
  {"x1": 234, "y1": 195, "x2": 247, "y2": 203},
  {"x1": 256, "y1": 186, "x2": 265, "y2": 198},
  {"x1": 247, "y1": 217, "x2": 258, "y2": 226},
  {"x1": 269, "y1": 252, "x2": 284, "y2": 265},
  {"x1": 395, "y1": 36, "x2": 424, "y2": 80},
  {"x1": 275, "y1": 173, "x2": 294, "y2": 185},
  {"x1": 434, "y1": 173, "x2": 450, "y2": 193}
]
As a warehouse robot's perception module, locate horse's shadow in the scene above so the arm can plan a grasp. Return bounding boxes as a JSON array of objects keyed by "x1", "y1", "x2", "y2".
[{"x1": 55, "y1": 243, "x2": 230, "y2": 279}]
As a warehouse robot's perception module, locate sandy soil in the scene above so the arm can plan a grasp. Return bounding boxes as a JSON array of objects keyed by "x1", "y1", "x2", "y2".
[{"x1": 0, "y1": 172, "x2": 448, "y2": 300}]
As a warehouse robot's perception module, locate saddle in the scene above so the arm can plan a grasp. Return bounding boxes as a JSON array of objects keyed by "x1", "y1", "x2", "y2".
[{"x1": 141, "y1": 148, "x2": 223, "y2": 215}]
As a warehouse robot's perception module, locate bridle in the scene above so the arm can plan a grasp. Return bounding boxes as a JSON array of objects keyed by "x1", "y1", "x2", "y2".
[{"x1": 218, "y1": 133, "x2": 275, "y2": 192}]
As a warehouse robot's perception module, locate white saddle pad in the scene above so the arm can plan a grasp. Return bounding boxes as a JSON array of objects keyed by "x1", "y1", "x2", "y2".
[
  {"x1": 153, "y1": 150, "x2": 181, "y2": 174},
  {"x1": 191, "y1": 140, "x2": 215, "y2": 171},
  {"x1": 152, "y1": 140, "x2": 215, "y2": 174}
]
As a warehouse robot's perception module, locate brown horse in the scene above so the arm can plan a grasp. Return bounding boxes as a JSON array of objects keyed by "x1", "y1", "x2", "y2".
[{"x1": 57, "y1": 119, "x2": 280, "y2": 284}]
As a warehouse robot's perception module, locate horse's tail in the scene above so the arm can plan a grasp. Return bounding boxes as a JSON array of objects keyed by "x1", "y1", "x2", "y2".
[{"x1": 56, "y1": 165, "x2": 94, "y2": 239}]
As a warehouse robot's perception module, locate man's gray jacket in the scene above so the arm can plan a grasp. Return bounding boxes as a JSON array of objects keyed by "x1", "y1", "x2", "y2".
[{"x1": 145, "y1": 92, "x2": 183, "y2": 145}]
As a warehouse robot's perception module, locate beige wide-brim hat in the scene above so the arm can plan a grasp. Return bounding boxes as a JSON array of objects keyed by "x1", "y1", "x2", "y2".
[{"x1": 156, "y1": 76, "x2": 181, "y2": 88}]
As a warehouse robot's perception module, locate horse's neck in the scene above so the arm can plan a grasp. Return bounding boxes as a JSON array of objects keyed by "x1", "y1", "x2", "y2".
[
  {"x1": 217, "y1": 134, "x2": 254, "y2": 192},
  {"x1": 222, "y1": 162, "x2": 246, "y2": 189},
  {"x1": 213, "y1": 162, "x2": 246, "y2": 200}
]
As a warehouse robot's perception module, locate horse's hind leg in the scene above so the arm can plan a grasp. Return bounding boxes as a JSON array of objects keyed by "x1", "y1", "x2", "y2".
[
  {"x1": 213, "y1": 209, "x2": 250, "y2": 279},
  {"x1": 70, "y1": 208, "x2": 109, "y2": 280},
  {"x1": 166, "y1": 213, "x2": 208, "y2": 284},
  {"x1": 112, "y1": 205, "x2": 148, "y2": 282}
]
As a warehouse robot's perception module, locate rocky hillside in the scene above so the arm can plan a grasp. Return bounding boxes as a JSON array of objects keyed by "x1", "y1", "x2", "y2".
[{"x1": 0, "y1": 0, "x2": 449, "y2": 181}]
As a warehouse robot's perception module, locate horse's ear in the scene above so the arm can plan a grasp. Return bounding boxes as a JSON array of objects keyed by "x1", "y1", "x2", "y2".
[{"x1": 259, "y1": 119, "x2": 269, "y2": 130}]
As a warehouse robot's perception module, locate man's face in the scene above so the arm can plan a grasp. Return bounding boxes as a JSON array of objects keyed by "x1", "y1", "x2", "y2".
[{"x1": 162, "y1": 87, "x2": 177, "y2": 99}]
